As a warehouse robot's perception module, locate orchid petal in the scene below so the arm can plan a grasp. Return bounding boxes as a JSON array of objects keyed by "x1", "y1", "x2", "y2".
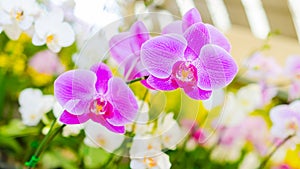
[
  {"x1": 107, "y1": 77, "x2": 138, "y2": 123},
  {"x1": 54, "y1": 70, "x2": 96, "y2": 115},
  {"x1": 195, "y1": 44, "x2": 238, "y2": 90},
  {"x1": 141, "y1": 34, "x2": 187, "y2": 78},
  {"x1": 147, "y1": 75, "x2": 178, "y2": 91},
  {"x1": 183, "y1": 22, "x2": 210, "y2": 58},
  {"x1": 162, "y1": 20, "x2": 183, "y2": 34},
  {"x1": 206, "y1": 24, "x2": 231, "y2": 52},
  {"x1": 90, "y1": 114, "x2": 125, "y2": 133},
  {"x1": 183, "y1": 86, "x2": 212, "y2": 100},
  {"x1": 59, "y1": 110, "x2": 89, "y2": 124},
  {"x1": 57, "y1": 22, "x2": 75, "y2": 47},
  {"x1": 109, "y1": 21, "x2": 149, "y2": 63},
  {"x1": 182, "y1": 8, "x2": 202, "y2": 31},
  {"x1": 90, "y1": 63, "x2": 112, "y2": 94}
]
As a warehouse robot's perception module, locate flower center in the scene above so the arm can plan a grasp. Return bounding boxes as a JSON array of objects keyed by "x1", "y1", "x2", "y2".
[
  {"x1": 143, "y1": 157, "x2": 157, "y2": 168},
  {"x1": 176, "y1": 63, "x2": 195, "y2": 82},
  {"x1": 46, "y1": 34, "x2": 55, "y2": 44},
  {"x1": 286, "y1": 118, "x2": 298, "y2": 132},
  {"x1": 172, "y1": 61, "x2": 197, "y2": 87},
  {"x1": 15, "y1": 11, "x2": 24, "y2": 21},
  {"x1": 90, "y1": 98, "x2": 107, "y2": 115}
]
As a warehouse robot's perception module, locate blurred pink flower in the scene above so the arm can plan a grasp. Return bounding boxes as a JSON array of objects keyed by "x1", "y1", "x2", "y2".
[
  {"x1": 241, "y1": 116, "x2": 271, "y2": 156},
  {"x1": 29, "y1": 50, "x2": 65, "y2": 75},
  {"x1": 245, "y1": 52, "x2": 282, "y2": 81},
  {"x1": 285, "y1": 55, "x2": 300, "y2": 100},
  {"x1": 271, "y1": 164, "x2": 292, "y2": 169},
  {"x1": 270, "y1": 100, "x2": 300, "y2": 148}
]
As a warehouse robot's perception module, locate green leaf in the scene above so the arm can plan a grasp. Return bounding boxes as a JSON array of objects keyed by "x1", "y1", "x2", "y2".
[{"x1": 79, "y1": 143, "x2": 110, "y2": 168}]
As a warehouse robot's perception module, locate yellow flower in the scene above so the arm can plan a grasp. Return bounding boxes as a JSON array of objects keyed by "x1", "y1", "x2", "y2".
[{"x1": 285, "y1": 147, "x2": 300, "y2": 169}]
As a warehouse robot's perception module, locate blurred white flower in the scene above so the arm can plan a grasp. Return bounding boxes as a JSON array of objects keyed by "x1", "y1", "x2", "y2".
[
  {"x1": 210, "y1": 138, "x2": 245, "y2": 163},
  {"x1": 126, "y1": 100, "x2": 154, "y2": 136},
  {"x1": 0, "y1": 0, "x2": 40, "y2": 40},
  {"x1": 130, "y1": 135, "x2": 171, "y2": 169},
  {"x1": 18, "y1": 88, "x2": 54, "y2": 126},
  {"x1": 156, "y1": 113, "x2": 182, "y2": 150},
  {"x1": 202, "y1": 89, "x2": 225, "y2": 111},
  {"x1": 238, "y1": 152, "x2": 260, "y2": 169},
  {"x1": 83, "y1": 120, "x2": 125, "y2": 152},
  {"x1": 52, "y1": 101, "x2": 83, "y2": 137},
  {"x1": 130, "y1": 135, "x2": 162, "y2": 158},
  {"x1": 130, "y1": 150, "x2": 171, "y2": 169},
  {"x1": 221, "y1": 84, "x2": 262, "y2": 126},
  {"x1": 32, "y1": 9, "x2": 75, "y2": 53}
]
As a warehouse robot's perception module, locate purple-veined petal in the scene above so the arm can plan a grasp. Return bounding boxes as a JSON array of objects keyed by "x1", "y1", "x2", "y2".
[
  {"x1": 183, "y1": 86, "x2": 212, "y2": 100},
  {"x1": 90, "y1": 113, "x2": 125, "y2": 133},
  {"x1": 54, "y1": 70, "x2": 96, "y2": 115},
  {"x1": 90, "y1": 63, "x2": 112, "y2": 94},
  {"x1": 141, "y1": 34, "x2": 187, "y2": 78},
  {"x1": 129, "y1": 21, "x2": 150, "y2": 52},
  {"x1": 184, "y1": 22, "x2": 210, "y2": 58},
  {"x1": 109, "y1": 21, "x2": 149, "y2": 63},
  {"x1": 206, "y1": 24, "x2": 231, "y2": 52},
  {"x1": 147, "y1": 75, "x2": 178, "y2": 91},
  {"x1": 107, "y1": 109, "x2": 132, "y2": 126},
  {"x1": 59, "y1": 110, "x2": 89, "y2": 124},
  {"x1": 109, "y1": 32, "x2": 133, "y2": 63},
  {"x1": 107, "y1": 77, "x2": 138, "y2": 123},
  {"x1": 195, "y1": 44, "x2": 238, "y2": 90},
  {"x1": 182, "y1": 8, "x2": 202, "y2": 32},
  {"x1": 162, "y1": 20, "x2": 183, "y2": 34}
]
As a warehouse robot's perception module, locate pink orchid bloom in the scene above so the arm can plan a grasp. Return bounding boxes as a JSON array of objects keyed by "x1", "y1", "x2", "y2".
[
  {"x1": 270, "y1": 100, "x2": 300, "y2": 139},
  {"x1": 109, "y1": 21, "x2": 151, "y2": 87},
  {"x1": 54, "y1": 63, "x2": 138, "y2": 133},
  {"x1": 140, "y1": 8, "x2": 238, "y2": 100}
]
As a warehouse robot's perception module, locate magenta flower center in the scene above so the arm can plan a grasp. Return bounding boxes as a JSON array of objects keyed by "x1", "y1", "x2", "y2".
[
  {"x1": 90, "y1": 97, "x2": 108, "y2": 115},
  {"x1": 172, "y1": 61, "x2": 197, "y2": 86}
]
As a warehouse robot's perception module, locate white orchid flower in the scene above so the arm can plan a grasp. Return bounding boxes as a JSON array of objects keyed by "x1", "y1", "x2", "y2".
[
  {"x1": 83, "y1": 120, "x2": 125, "y2": 152},
  {"x1": 0, "y1": 0, "x2": 40, "y2": 40},
  {"x1": 32, "y1": 9, "x2": 75, "y2": 53},
  {"x1": 18, "y1": 88, "x2": 54, "y2": 126}
]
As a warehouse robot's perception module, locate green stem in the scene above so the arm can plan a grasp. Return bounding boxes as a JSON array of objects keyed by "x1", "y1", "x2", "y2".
[
  {"x1": 25, "y1": 120, "x2": 65, "y2": 169},
  {"x1": 257, "y1": 134, "x2": 294, "y2": 169},
  {"x1": 126, "y1": 76, "x2": 149, "y2": 85}
]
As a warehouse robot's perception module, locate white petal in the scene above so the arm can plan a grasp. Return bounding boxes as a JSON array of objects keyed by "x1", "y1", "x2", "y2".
[
  {"x1": 40, "y1": 95, "x2": 55, "y2": 113},
  {"x1": 32, "y1": 33, "x2": 45, "y2": 46},
  {"x1": 3, "y1": 24, "x2": 22, "y2": 40},
  {"x1": 56, "y1": 22, "x2": 75, "y2": 47},
  {"x1": 84, "y1": 121, "x2": 125, "y2": 152},
  {"x1": 0, "y1": 10, "x2": 12, "y2": 25},
  {"x1": 19, "y1": 88, "x2": 43, "y2": 106},
  {"x1": 47, "y1": 41, "x2": 62, "y2": 53},
  {"x1": 18, "y1": 15, "x2": 34, "y2": 30},
  {"x1": 130, "y1": 135, "x2": 162, "y2": 158},
  {"x1": 52, "y1": 101, "x2": 64, "y2": 118}
]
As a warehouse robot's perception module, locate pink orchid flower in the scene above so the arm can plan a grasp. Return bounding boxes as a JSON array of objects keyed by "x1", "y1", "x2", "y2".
[
  {"x1": 54, "y1": 63, "x2": 138, "y2": 133},
  {"x1": 109, "y1": 21, "x2": 151, "y2": 87},
  {"x1": 140, "y1": 8, "x2": 238, "y2": 100}
]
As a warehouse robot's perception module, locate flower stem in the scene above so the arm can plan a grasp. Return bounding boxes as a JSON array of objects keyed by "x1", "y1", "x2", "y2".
[
  {"x1": 257, "y1": 135, "x2": 294, "y2": 169},
  {"x1": 25, "y1": 120, "x2": 65, "y2": 169},
  {"x1": 126, "y1": 76, "x2": 149, "y2": 84}
]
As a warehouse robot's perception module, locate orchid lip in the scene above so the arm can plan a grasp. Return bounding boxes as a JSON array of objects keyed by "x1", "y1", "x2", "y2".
[
  {"x1": 90, "y1": 97, "x2": 108, "y2": 115},
  {"x1": 172, "y1": 61, "x2": 197, "y2": 86}
]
